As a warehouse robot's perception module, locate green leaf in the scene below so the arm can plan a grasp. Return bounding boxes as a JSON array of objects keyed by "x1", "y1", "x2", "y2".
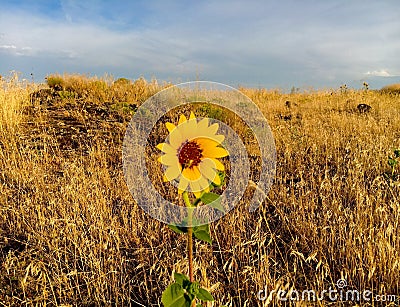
[
  {"x1": 193, "y1": 197, "x2": 202, "y2": 206},
  {"x1": 201, "y1": 192, "x2": 225, "y2": 212},
  {"x1": 187, "y1": 281, "x2": 200, "y2": 295},
  {"x1": 210, "y1": 171, "x2": 226, "y2": 188},
  {"x1": 196, "y1": 288, "x2": 214, "y2": 301},
  {"x1": 201, "y1": 192, "x2": 219, "y2": 203},
  {"x1": 161, "y1": 283, "x2": 190, "y2": 307},
  {"x1": 218, "y1": 171, "x2": 226, "y2": 185},
  {"x1": 193, "y1": 224, "x2": 212, "y2": 244},
  {"x1": 168, "y1": 224, "x2": 188, "y2": 234},
  {"x1": 388, "y1": 158, "x2": 398, "y2": 167},
  {"x1": 174, "y1": 272, "x2": 189, "y2": 286}
]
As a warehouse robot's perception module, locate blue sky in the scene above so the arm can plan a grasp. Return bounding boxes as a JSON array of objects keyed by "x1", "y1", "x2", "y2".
[{"x1": 0, "y1": 0, "x2": 399, "y2": 90}]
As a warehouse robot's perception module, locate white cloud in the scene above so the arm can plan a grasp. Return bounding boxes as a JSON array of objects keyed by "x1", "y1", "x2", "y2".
[
  {"x1": 0, "y1": 44, "x2": 34, "y2": 56},
  {"x1": 0, "y1": 45, "x2": 17, "y2": 50},
  {"x1": 365, "y1": 70, "x2": 399, "y2": 77}
]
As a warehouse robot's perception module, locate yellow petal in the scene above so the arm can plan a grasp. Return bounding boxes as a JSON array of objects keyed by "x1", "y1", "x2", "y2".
[
  {"x1": 206, "y1": 123, "x2": 219, "y2": 135},
  {"x1": 189, "y1": 112, "x2": 196, "y2": 120},
  {"x1": 193, "y1": 190, "x2": 202, "y2": 198},
  {"x1": 191, "y1": 179, "x2": 207, "y2": 198},
  {"x1": 196, "y1": 137, "x2": 220, "y2": 149},
  {"x1": 156, "y1": 143, "x2": 176, "y2": 154},
  {"x1": 178, "y1": 176, "x2": 189, "y2": 193},
  {"x1": 184, "y1": 118, "x2": 198, "y2": 140},
  {"x1": 190, "y1": 180, "x2": 201, "y2": 196},
  {"x1": 178, "y1": 114, "x2": 187, "y2": 125},
  {"x1": 182, "y1": 167, "x2": 202, "y2": 181},
  {"x1": 163, "y1": 166, "x2": 181, "y2": 182},
  {"x1": 212, "y1": 173, "x2": 221, "y2": 185},
  {"x1": 197, "y1": 117, "x2": 209, "y2": 131},
  {"x1": 200, "y1": 157, "x2": 224, "y2": 171},
  {"x1": 200, "y1": 158, "x2": 216, "y2": 168},
  {"x1": 199, "y1": 160, "x2": 221, "y2": 185},
  {"x1": 169, "y1": 127, "x2": 184, "y2": 148},
  {"x1": 199, "y1": 160, "x2": 218, "y2": 180},
  {"x1": 202, "y1": 146, "x2": 229, "y2": 158},
  {"x1": 176, "y1": 119, "x2": 197, "y2": 144},
  {"x1": 158, "y1": 154, "x2": 179, "y2": 166},
  {"x1": 166, "y1": 122, "x2": 176, "y2": 133},
  {"x1": 210, "y1": 158, "x2": 225, "y2": 171},
  {"x1": 197, "y1": 175, "x2": 211, "y2": 191},
  {"x1": 209, "y1": 134, "x2": 224, "y2": 143}
]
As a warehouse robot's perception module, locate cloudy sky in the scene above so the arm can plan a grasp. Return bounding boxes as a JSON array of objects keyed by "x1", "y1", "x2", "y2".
[{"x1": 1, "y1": 0, "x2": 399, "y2": 90}]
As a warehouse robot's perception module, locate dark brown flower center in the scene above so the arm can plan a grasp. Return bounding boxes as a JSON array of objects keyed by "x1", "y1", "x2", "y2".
[{"x1": 178, "y1": 140, "x2": 203, "y2": 169}]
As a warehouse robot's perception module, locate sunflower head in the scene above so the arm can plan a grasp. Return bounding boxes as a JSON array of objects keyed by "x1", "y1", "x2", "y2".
[{"x1": 156, "y1": 112, "x2": 229, "y2": 198}]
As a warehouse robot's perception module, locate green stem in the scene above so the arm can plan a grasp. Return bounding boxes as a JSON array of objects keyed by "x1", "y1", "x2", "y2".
[{"x1": 182, "y1": 191, "x2": 194, "y2": 283}]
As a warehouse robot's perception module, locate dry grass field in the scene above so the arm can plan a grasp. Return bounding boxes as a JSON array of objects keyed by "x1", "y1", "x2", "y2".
[{"x1": 0, "y1": 73, "x2": 399, "y2": 306}]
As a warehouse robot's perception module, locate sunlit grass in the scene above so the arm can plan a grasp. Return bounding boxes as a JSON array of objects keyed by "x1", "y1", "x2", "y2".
[
  {"x1": 380, "y1": 83, "x2": 400, "y2": 95},
  {"x1": 0, "y1": 73, "x2": 399, "y2": 306}
]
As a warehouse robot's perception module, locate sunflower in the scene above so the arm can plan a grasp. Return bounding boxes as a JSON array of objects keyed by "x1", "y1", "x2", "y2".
[{"x1": 156, "y1": 112, "x2": 229, "y2": 198}]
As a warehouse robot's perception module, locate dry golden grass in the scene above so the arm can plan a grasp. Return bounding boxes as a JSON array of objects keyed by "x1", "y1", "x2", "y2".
[
  {"x1": 44, "y1": 73, "x2": 166, "y2": 105},
  {"x1": 0, "y1": 73, "x2": 399, "y2": 306},
  {"x1": 380, "y1": 83, "x2": 400, "y2": 95}
]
